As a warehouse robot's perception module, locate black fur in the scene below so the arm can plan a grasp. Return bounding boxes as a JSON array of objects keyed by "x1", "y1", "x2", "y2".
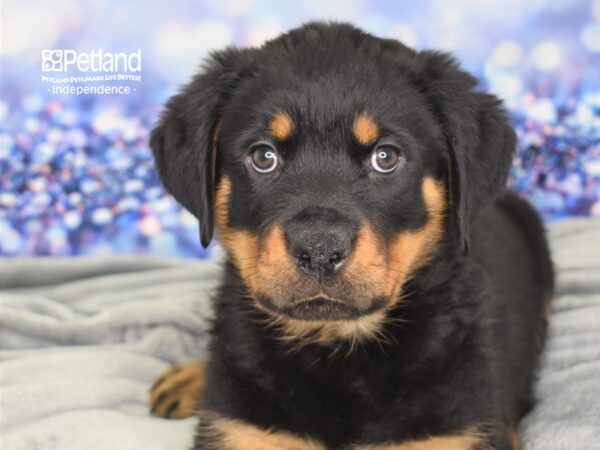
[{"x1": 151, "y1": 22, "x2": 554, "y2": 450}]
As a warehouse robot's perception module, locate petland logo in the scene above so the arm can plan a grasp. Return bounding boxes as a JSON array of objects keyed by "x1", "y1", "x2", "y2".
[
  {"x1": 40, "y1": 49, "x2": 142, "y2": 95},
  {"x1": 41, "y1": 49, "x2": 142, "y2": 72}
]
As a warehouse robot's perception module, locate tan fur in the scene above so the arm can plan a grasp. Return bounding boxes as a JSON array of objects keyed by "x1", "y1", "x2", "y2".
[
  {"x1": 255, "y1": 225, "x2": 303, "y2": 301},
  {"x1": 341, "y1": 177, "x2": 445, "y2": 305},
  {"x1": 212, "y1": 417, "x2": 325, "y2": 450},
  {"x1": 275, "y1": 310, "x2": 388, "y2": 351},
  {"x1": 269, "y1": 111, "x2": 294, "y2": 141},
  {"x1": 202, "y1": 414, "x2": 484, "y2": 450},
  {"x1": 353, "y1": 113, "x2": 379, "y2": 146},
  {"x1": 149, "y1": 361, "x2": 206, "y2": 419},
  {"x1": 342, "y1": 224, "x2": 388, "y2": 299},
  {"x1": 215, "y1": 177, "x2": 303, "y2": 301},
  {"x1": 509, "y1": 428, "x2": 522, "y2": 450},
  {"x1": 384, "y1": 177, "x2": 446, "y2": 301},
  {"x1": 356, "y1": 428, "x2": 484, "y2": 450},
  {"x1": 214, "y1": 177, "x2": 260, "y2": 292}
]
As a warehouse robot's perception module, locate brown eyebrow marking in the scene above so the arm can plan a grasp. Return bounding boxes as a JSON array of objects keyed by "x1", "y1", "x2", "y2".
[
  {"x1": 268, "y1": 111, "x2": 294, "y2": 141},
  {"x1": 353, "y1": 113, "x2": 379, "y2": 146}
]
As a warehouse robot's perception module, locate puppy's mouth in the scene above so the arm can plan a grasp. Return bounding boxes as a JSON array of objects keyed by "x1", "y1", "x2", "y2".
[{"x1": 256, "y1": 295, "x2": 387, "y2": 321}]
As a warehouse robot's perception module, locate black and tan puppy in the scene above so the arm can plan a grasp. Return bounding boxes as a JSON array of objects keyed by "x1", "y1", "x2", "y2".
[{"x1": 149, "y1": 22, "x2": 553, "y2": 450}]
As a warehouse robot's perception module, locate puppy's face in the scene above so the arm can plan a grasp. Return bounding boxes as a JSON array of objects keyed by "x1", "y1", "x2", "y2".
[
  {"x1": 151, "y1": 23, "x2": 515, "y2": 334},
  {"x1": 213, "y1": 68, "x2": 447, "y2": 322}
]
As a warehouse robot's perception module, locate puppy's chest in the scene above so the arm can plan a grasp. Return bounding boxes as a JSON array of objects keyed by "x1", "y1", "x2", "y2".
[{"x1": 269, "y1": 359, "x2": 453, "y2": 445}]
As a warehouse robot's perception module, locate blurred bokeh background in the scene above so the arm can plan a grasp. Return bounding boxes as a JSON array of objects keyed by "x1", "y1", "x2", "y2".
[{"x1": 1, "y1": 0, "x2": 599, "y2": 257}]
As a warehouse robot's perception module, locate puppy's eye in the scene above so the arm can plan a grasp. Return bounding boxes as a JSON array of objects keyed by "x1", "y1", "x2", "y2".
[
  {"x1": 370, "y1": 146, "x2": 404, "y2": 174},
  {"x1": 250, "y1": 145, "x2": 279, "y2": 173}
]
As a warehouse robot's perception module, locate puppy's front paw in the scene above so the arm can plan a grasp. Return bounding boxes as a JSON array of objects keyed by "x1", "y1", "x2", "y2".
[{"x1": 149, "y1": 360, "x2": 205, "y2": 419}]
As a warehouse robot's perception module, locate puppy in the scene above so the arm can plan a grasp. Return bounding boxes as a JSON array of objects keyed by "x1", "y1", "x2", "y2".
[{"x1": 149, "y1": 22, "x2": 553, "y2": 450}]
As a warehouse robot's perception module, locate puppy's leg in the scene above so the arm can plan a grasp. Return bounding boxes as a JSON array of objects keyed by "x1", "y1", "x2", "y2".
[
  {"x1": 150, "y1": 360, "x2": 205, "y2": 419},
  {"x1": 353, "y1": 426, "x2": 520, "y2": 450},
  {"x1": 194, "y1": 413, "x2": 326, "y2": 450},
  {"x1": 354, "y1": 433, "x2": 479, "y2": 450}
]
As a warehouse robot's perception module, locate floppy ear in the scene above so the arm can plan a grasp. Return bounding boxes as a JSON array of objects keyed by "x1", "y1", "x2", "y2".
[
  {"x1": 416, "y1": 51, "x2": 516, "y2": 253},
  {"x1": 150, "y1": 49, "x2": 251, "y2": 248}
]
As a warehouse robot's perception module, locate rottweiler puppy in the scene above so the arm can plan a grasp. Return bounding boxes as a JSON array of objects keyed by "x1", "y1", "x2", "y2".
[{"x1": 148, "y1": 22, "x2": 553, "y2": 450}]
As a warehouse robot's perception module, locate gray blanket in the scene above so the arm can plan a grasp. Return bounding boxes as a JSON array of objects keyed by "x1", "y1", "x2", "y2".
[{"x1": 1, "y1": 219, "x2": 599, "y2": 450}]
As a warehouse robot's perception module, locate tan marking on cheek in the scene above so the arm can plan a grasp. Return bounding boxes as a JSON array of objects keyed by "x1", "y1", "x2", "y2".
[
  {"x1": 353, "y1": 113, "x2": 379, "y2": 146},
  {"x1": 342, "y1": 223, "x2": 387, "y2": 299},
  {"x1": 214, "y1": 188, "x2": 300, "y2": 310},
  {"x1": 213, "y1": 418, "x2": 325, "y2": 450},
  {"x1": 269, "y1": 111, "x2": 294, "y2": 141},
  {"x1": 355, "y1": 427, "x2": 483, "y2": 450},
  {"x1": 385, "y1": 177, "x2": 446, "y2": 300},
  {"x1": 214, "y1": 176, "x2": 259, "y2": 292},
  {"x1": 256, "y1": 225, "x2": 301, "y2": 301}
]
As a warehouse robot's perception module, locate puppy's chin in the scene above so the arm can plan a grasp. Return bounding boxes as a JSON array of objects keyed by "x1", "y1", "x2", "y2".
[{"x1": 256, "y1": 295, "x2": 387, "y2": 321}]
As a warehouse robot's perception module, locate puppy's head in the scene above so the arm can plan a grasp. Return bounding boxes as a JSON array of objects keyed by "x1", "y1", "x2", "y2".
[{"x1": 151, "y1": 23, "x2": 515, "y2": 331}]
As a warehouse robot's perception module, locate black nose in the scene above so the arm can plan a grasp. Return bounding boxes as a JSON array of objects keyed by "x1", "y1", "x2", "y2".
[
  {"x1": 285, "y1": 208, "x2": 356, "y2": 279},
  {"x1": 292, "y1": 232, "x2": 350, "y2": 277}
]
